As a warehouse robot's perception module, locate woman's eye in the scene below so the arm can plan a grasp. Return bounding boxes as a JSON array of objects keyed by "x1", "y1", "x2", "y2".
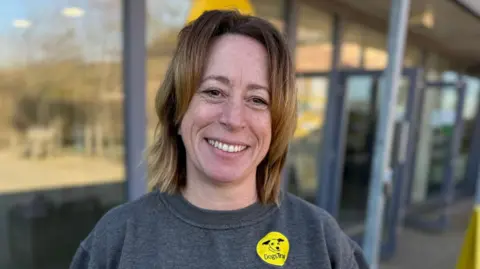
[
  {"x1": 251, "y1": 97, "x2": 269, "y2": 106},
  {"x1": 204, "y1": 89, "x2": 222, "y2": 98}
]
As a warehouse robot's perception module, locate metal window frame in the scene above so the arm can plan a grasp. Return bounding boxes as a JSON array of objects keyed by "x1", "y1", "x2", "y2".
[{"x1": 123, "y1": 0, "x2": 147, "y2": 201}]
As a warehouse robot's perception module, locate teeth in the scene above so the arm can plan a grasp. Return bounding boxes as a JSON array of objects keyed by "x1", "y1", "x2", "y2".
[{"x1": 207, "y1": 139, "x2": 247, "y2": 153}]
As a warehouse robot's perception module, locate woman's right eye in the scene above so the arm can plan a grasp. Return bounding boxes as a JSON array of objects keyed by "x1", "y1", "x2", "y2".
[
  {"x1": 206, "y1": 89, "x2": 221, "y2": 96},
  {"x1": 203, "y1": 88, "x2": 223, "y2": 98}
]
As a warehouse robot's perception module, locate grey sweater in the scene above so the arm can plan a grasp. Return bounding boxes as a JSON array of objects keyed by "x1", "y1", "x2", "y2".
[{"x1": 70, "y1": 190, "x2": 369, "y2": 268}]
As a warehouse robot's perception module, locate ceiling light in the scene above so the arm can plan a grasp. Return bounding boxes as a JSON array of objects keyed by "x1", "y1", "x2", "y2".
[
  {"x1": 62, "y1": 7, "x2": 85, "y2": 18},
  {"x1": 12, "y1": 19, "x2": 31, "y2": 28},
  {"x1": 409, "y1": 4, "x2": 435, "y2": 29}
]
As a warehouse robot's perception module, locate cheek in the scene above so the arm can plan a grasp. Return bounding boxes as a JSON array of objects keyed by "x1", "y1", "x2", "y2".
[
  {"x1": 179, "y1": 109, "x2": 193, "y2": 136},
  {"x1": 181, "y1": 99, "x2": 218, "y2": 133},
  {"x1": 252, "y1": 113, "x2": 272, "y2": 145}
]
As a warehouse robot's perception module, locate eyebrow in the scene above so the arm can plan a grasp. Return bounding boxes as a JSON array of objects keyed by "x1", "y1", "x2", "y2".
[{"x1": 202, "y1": 75, "x2": 270, "y2": 92}]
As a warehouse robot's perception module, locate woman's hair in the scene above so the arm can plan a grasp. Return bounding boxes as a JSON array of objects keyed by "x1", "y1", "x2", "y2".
[{"x1": 148, "y1": 9, "x2": 297, "y2": 204}]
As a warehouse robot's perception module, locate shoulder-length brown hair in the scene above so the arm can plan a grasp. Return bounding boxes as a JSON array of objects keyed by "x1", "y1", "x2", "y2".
[{"x1": 148, "y1": 9, "x2": 297, "y2": 204}]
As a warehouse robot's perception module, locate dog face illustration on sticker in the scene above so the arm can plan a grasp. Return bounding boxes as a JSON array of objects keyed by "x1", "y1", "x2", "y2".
[{"x1": 256, "y1": 231, "x2": 290, "y2": 266}]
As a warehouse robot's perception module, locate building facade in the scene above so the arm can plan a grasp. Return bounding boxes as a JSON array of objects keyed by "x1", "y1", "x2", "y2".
[{"x1": 0, "y1": 0, "x2": 479, "y2": 267}]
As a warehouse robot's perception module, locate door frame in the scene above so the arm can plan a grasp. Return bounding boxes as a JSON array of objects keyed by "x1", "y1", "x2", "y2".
[
  {"x1": 289, "y1": 68, "x2": 421, "y2": 259},
  {"x1": 403, "y1": 77, "x2": 467, "y2": 232},
  {"x1": 315, "y1": 68, "x2": 420, "y2": 259}
]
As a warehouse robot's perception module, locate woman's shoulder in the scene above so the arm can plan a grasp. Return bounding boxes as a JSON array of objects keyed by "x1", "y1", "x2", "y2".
[
  {"x1": 280, "y1": 192, "x2": 369, "y2": 268},
  {"x1": 70, "y1": 191, "x2": 165, "y2": 268},
  {"x1": 82, "y1": 191, "x2": 164, "y2": 245},
  {"x1": 281, "y1": 192, "x2": 337, "y2": 224},
  {"x1": 99, "y1": 191, "x2": 161, "y2": 226},
  {"x1": 281, "y1": 192, "x2": 352, "y2": 238}
]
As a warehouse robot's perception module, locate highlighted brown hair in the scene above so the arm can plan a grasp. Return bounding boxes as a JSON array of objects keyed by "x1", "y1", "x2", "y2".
[{"x1": 148, "y1": 9, "x2": 297, "y2": 204}]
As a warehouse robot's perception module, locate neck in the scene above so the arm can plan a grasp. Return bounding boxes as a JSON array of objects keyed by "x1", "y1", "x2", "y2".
[{"x1": 182, "y1": 176, "x2": 258, "y2": 211}]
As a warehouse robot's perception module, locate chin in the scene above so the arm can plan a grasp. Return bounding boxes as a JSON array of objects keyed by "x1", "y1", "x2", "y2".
[{"x1": 205, "y1": 168, "x2": 248, "y2": 184}]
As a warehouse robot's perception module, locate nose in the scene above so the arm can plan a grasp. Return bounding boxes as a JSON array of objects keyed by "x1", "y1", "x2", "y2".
[{"x1": 219, "y1": 96, "x2": 246, "y2": 131}]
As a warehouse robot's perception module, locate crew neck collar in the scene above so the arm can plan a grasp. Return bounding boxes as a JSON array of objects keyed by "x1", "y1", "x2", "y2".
[{"x1": 158, "y1": 190, "x2": 281, "y2": 229}]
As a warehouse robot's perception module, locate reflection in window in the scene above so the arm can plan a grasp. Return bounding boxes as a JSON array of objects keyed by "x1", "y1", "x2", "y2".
[
  {"x1": 296, "y1": 3, "x2": 332, "y2": 72},
  {"x1": 404, "y1": 44, "x2": 421, "y2": 67},
  {"x1": 363, "y1": 29, "x2": 387, "y2": 70},
  {"x1": 456, "y1": 77, "x2": 480, "y2": 183},
  {"x1": 412, "y1": 78, "x2": 458, "y2": 203},
  {"x1": 341, "y1": 24, "x2": 425, "y2": 70},
  {"x1": 0, "y1": 1, "x2": 125, "y2": 268},
  {"x1": 289, "y1": 76, "x2": 328, "y2": 201},
  {"x1": 341, "y1": 23, "x2": 363, "y2": 68},
  {"x1": 285, "y1": 3, "x2": 332, "y2": 201},
  {"x1": 425, "y1": 53, "x2": 450, "y2": 81},
  {"x1": 251, "y1": 0, "x2": 284, "y2": 31},
  {"x1": 341, "y1": 24, "x2": 387, "y2": 70}
]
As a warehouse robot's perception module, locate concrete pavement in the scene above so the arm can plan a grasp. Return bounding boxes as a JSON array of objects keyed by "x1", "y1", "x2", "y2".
[{"x1": 381, "y1": 198, "x2": 472, "y2": 269}]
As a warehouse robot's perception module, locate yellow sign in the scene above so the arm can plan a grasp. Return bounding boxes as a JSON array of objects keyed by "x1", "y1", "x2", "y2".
[
  {"x1": 187, "y1": 0, "x2": 255, "y2": 23},
  {"x1": 256, "y1": 231, "x2": 290, "y2": 266},
  {"x1": 294, "y1": 111, "x2": 324, "y2": 139},
  {"x1": 457, "y1": 206, "x2": 480, "y2": 269}
]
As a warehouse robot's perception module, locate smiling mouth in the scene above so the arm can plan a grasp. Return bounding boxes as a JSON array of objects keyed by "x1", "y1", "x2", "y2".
[{"x1": 206, "y1": 139, "x2": 248, "y2": 153}]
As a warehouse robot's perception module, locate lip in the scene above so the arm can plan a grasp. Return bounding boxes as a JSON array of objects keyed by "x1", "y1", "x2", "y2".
[{"x1": 204, "y1": 137, "x2": 249, "y2": 147}]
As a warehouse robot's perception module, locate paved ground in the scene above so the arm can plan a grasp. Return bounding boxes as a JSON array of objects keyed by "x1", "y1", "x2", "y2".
[
  {"x1": 0, "y1": 149, "x2": 124, "y2": 194},
  {"x1": 380, "y1": 198, "x2": 472, "y2": 269}
]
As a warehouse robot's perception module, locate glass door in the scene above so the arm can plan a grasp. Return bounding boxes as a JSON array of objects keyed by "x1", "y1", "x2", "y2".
[
  {"x1": 405, "y1": 75, "x2": 467, "y2": 231},
  {"x1": 332, "y1": 68, "x2": 420, "y2": 258},
  {"x1": 286, "y1": 68, "x2": 421, "y2": 258}
]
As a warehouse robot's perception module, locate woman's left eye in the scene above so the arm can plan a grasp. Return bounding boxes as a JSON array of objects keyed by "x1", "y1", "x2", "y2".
[{"x1": 251, "y1": 97, "x2": 269, "y2": 106}]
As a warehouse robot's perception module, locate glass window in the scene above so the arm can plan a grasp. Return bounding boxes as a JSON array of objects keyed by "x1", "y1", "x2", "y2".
[
  {"x1": 340, "y1": 23, "x2": 363, "y2": 68},
  {"x1": 341, "y1": 24, "x2": 392, "y2": 70},
  {"x1": 338, "y1": 74, "x2": 411, "y2": 231},
  {"x1": 0, "y1": 1, "x2": 125, "y2": 268},
  {"x1": 286, "y1": 3, "x2": 332, "y2": 202},
  {"x1": 362, "y1": 28, "x2": 387, "y2": 70},
  {"x1": 411, "y1": 83, "x2": 458, "y2": 202},
  {"x1": 250, "y1": 0, "x2": 284, "y2": 31},
  {"x1": 404, "y1": 43, "x2": 421, "y2": 67},
  {"x1": 410, "y1": 70, "x2": 463, "y2": 203},
  {"x1": 146, "y1": 0, "x2": 190, "y2": 143},
  {"x1": 456, "y1": 76, "x2": 480, "y2": 183},
  {"x1": 425, "y1": 53, "x2": 450, "y2": 81},
  {"x1": 296, "y1": 2, "x2": 332, "y2": 72},
  {"x1": 342, "y1": 25, "x2": 422, "y2": 69}
]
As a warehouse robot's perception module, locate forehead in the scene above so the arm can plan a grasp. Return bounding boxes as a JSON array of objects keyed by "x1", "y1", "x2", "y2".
[{"x1": 203, "y1": 34, "x2": 268, "y2": 80}]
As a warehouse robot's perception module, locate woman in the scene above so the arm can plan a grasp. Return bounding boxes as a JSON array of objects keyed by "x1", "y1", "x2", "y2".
[{"x1": 70, "y1": 10, "x2": 369, "y2": 269}]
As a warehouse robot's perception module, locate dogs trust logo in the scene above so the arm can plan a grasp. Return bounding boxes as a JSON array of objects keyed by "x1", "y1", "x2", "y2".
[{"x1": 256, "y1": 231, "x2": 290, "y2": 266}]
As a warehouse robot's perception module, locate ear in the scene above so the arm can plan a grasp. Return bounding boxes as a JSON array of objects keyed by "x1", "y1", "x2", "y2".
[{"x1": 262, "y1": 240, "x2": 270, "y2": 245}]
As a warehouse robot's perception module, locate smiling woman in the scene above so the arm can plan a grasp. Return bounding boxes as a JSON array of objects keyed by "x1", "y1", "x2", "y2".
[
  {"x1": 178, "y1": 33, "x2": 273, "y2": 208},
  {"x1": 70, "y1": 9, "x2": 370, "y2": 269},
  {"x1": 149, "y1": 10, "x2": 297, "y2": 207}
]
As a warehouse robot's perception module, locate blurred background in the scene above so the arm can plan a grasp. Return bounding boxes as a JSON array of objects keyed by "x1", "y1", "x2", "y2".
[{"x1": 0, "y1": 0, "x2": 479, "y2": 268}]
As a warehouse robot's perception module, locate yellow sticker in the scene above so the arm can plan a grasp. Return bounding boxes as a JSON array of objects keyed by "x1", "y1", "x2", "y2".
[{"x1": 256, "y1": 231, "x2": 290, "y2": 266}]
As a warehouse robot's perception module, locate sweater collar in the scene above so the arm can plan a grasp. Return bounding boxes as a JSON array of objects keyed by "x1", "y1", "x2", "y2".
[{"x1": 158, "y1": 190, "x2": 282, "y2": 229}]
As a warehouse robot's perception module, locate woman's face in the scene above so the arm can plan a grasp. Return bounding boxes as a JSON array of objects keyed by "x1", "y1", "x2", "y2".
[{"x1": 180, "y1": 34, "x2": 271, "y2": 186}]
